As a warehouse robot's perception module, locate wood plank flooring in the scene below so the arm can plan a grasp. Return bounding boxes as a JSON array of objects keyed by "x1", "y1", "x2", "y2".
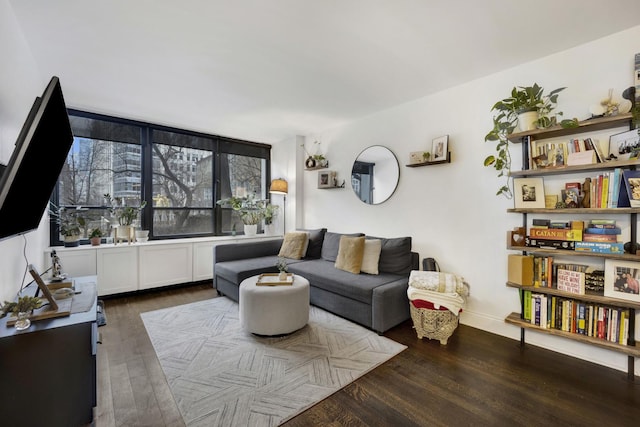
[{"x1": 93, "y1": 283, "x2": 640, "y2": 427}]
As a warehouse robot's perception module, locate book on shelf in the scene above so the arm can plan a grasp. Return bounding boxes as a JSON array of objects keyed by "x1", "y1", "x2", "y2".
[
  {"x1": 582, "y1": 233, "x2": 619, "y2": 243},
  {"x1": 526, "y1": 237, "x2": 575, "y2": 250},
  {"x1": 584, "y1": 137, "x2": 606, "y2": 163},
  {"x1": 585, "y1": 268, "x2": 605, "y2": 294},
  {"x1": 583, "y1": 227, "x2": 621, "y2": 235},
  {"x1": 529, "y1": 228, "x2": 582, "y2": 241},
  {"x1": 574, "y1": 241, "x2": 624, "y2": 253}
]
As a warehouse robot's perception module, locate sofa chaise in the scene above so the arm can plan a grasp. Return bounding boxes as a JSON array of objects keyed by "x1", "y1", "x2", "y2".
[{"x1": 213, "y1": 229, "x2": 419, "y2": 333}]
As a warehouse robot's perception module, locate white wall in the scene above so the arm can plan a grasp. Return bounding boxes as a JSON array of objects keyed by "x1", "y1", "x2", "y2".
[
  {"x1": 0, "y1": 0, "x2": 51, "y2": 303},
  {"x1": 292, "y1": 25, "x2": 640, "y2": 374}
]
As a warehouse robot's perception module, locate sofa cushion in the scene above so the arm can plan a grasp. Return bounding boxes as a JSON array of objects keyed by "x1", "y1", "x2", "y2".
[
  {"x1": 287, "y1": 259, "x2": 406, "y2": 304},
  {"x1": 367, "y1": 235, "x2": 413, "y2": 276},
  {"x1": 215, "y1": 256, "x2": 304, "y2": 284},
  {"x1": 321, "y1": 231, "x2": 364, "y2": 262},
  {"x1": 299, "y1": 228, "x2": 327, "y2": 259},
  {"x1": 278, "y1": 232, "x2": 309, "y2": 259},
  {"x1": 334, "y1": 236, "x2": 365, "y2": 274},
  {"x1": 361, "y1": 238, "x2": 382, "y2": 275}
]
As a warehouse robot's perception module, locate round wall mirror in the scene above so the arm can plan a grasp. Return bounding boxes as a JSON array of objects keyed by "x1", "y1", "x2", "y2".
[{"x1": 351, "y1": 145, "x2": 400, "y2": 205}]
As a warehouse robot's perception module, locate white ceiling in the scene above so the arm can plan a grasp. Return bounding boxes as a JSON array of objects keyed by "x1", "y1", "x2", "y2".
[{"x1": 9, "y1": 0, "x2": 640, "y2": 144}]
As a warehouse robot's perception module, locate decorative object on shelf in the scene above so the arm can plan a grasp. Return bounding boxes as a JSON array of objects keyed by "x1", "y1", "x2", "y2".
[
  {"x1": 276, "y1": 256, "x2": 288, "y2": 281},
  {"x1": 513, "y1": 177, "x2": 545, "y2": 209},
  {"x1": 302, "y1": 140, "x2": 328, "y2": 169},
  {"x1": 507, "y1": 226, "x2": 526, "y2": 247},
  {"x1": 590, "y1": 88, "x2": 631, "y2": 118},
  {"x1": 409, "y1": 151, "x2": 431, "y2": 164},
  {"x1": 483, "y1": 83, "x2": 576, "y2": 199},
  {"x1": 1, "y1": 295, "x2": 43, "y2": 331},
  {"x1": 431, "y1": 135, "x2": 449, "y2": 162},
  {"x1": 104, "y1": 193, "x2": 146, "y2": 245},
  {"x1": 604, "y1": 259, "x2": 640, "y2": 302},
  {"x1": 608, "y1": 129, "x2": 640, "y2": 160},
  {"x1": 318, "y1": 170, "x2": 335, "y2": 188},
  {"x1": 269, "y1": 178, "x2": 287, "y2": 233},
  {"x1": 89, "y1": 228, "x2": 103, "y2": 246}
]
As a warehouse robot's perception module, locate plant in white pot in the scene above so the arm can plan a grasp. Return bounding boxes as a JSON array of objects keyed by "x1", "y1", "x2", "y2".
[
  {"x1": 50, "y1": 203, "x2": 87, "y2": 247},
  {"x1": 217, "y1": 194, "x2": 267, "y2": 236},
  {"x1": 104, "y1": 193, "x2": 147, "y2": 243}
]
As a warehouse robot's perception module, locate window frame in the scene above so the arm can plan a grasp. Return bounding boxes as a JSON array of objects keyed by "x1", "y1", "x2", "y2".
[{"x1": 50, "y1": 109, "x2": 271, "y2": 245}]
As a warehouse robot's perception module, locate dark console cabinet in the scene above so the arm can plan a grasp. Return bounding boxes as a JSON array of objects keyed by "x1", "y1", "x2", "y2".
[{"x1": 0, "y1": 277, "x2": 97, "y2": 427}]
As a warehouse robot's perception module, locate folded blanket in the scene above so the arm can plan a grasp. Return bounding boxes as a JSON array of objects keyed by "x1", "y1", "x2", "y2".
[
  {"x1": 409, "y1": 270, "x2": 470, "y2": 296},
  {"x1": 407, "y1": 287, "x2": 466, "y2": 316}
]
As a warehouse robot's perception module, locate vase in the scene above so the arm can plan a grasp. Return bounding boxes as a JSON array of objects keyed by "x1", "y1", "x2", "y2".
[
  {"x1": 15, "y1": 311, "x2": 31, "y2": 331},
  {"x1": 279, "y1": 271, "x2": 287, "y2": 281},
  {"x1": 305, "y1": 156, "x2": 316, "y2": 168},
  {"x1": 135, "y1": 229, "x2": 149, "y2": 242},
  {"x1": 264, "y1": 223, "x2": 275, "y2": 236},
  {"x1": 244, "y1": 224, "x2": 257, "y2": 236}
]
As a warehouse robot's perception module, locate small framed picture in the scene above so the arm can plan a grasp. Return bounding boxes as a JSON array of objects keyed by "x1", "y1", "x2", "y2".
[
  {"x1": 609, "y1": 129, "x2": 640, "y2": 160},
  {"x1": 318, "y1": 170, "x2": 333, "y2": 188},
  {"x1": 513, "y1": 177, "x2": 546, "y2": 209},
  {"x1": 604, "y1": 259, "x2": 640, "y2": 302},
  {"x1": 431, "y1": 135, "x2": 449, "y2": 162}
]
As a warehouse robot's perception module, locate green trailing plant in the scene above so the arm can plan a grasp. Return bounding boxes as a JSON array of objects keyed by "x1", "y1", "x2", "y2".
[
  {"x1": 483, "y1": 83, "x2": 577, "y2": 198},
  {"x1": 1, "y1": 296, "x2": 43, "y2": 317}
]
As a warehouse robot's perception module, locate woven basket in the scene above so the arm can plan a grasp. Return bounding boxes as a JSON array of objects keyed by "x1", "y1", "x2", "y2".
[{"x1": 410, "y1": 303, "x2": 459, "y2": 345}]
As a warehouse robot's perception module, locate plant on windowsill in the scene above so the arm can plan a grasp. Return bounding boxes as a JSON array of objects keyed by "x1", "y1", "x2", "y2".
[
  {"x1": 217, "y1": 194, "x2": 268, "y2": 236},
  {"x1": 89, "y1": 228, "x2": 103, "y2": 246},
  {"x1": 104, "y1": 193, "x2": 146, "y2": 242},
  {"x1": 50, "y1": 203, "x2": 87, "y2": 247},
  {"x1": 483, "y1": 83, "x2": 578, "y2": 199}
]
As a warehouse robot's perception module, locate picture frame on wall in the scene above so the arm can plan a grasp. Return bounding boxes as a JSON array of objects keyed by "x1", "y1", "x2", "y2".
[
  {"x1": 318, "y1": 170, "x2": 333, "y2": 188},
  {"x1": 604, "y1": 259, "x2": 640, "y2": 302},
  {"x1": 513, "y1": 177, "x2": 546, "y2": 209},
  {"x1": 431, "y1": 135, "x2": 449, "y2": 162}
]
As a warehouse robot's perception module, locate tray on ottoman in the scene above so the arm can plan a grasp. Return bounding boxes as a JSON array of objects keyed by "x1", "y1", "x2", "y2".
[{"x1": 256, "y1": 273, "x2": 294, "y2": 286}]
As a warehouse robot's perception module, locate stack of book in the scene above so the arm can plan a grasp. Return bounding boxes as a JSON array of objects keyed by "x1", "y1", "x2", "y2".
[
  {"x1": 526, "y1": 218, "x2": 624, "y2": 254},
  {"x1": 575, "y1": 219, "x2": 624, "y2": 253},
  {"x1": 523, "y1": 290, "x2": 630, "y2": 344}
]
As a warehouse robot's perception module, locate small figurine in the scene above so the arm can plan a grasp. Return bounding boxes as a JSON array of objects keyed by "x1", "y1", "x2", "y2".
[
  {"x1": 50, "y1": 250, "x2": 66, "y2": 281},
  {"x1": 582, "y1": 178, "x2": 591, "y2": 208}
]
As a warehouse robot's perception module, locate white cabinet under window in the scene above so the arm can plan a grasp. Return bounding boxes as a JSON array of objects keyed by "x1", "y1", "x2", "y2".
[
  {"x1": 139, "y1": 243, "x2": 192, "y2": 290},
  {"x1": 44, "y1": 236, "x2": 280, "y2": 296}
]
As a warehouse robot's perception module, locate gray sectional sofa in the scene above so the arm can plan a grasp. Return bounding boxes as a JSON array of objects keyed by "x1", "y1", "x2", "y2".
[{"x1": 213, "y1": 229, "x2": 418, "y2": 333}]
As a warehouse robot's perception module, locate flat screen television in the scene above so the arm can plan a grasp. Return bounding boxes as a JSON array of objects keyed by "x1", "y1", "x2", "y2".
[{"x1": 0, "y1": 76, "x2": 74, "y2": 241}]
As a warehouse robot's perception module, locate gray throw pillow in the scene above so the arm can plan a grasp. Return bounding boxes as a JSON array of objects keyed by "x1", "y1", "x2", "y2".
[
  {"x1": 367, "y1": 235, "x2": 412, "y2": 275},
  {"x1": 299, "y1": 228, "x2": 327, "y2": 259},
  {"x1": 321, "y1": 231, "x2": 364, "y2": 262}
]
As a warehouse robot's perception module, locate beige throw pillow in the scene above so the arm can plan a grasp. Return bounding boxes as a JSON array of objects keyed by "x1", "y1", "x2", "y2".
[
  {"x1": 361, "y1": 239, "x2": 382, "y2": 275},
  {"x1": 334, "y1": 236, "x2": 366, "y2": 274},
  {"x1": 278, "y1": 232, "x2": 309, "y2": 259}
]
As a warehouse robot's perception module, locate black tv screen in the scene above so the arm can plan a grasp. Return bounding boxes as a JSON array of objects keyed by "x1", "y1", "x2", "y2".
[{"x1": 0, "y1": 76, "x2": 74, "y2": 241}]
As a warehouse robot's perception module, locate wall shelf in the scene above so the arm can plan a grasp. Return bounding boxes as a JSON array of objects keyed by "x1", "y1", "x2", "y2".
[{"x1": 405, "y1": 152, "x2": 451, "y2": 167}]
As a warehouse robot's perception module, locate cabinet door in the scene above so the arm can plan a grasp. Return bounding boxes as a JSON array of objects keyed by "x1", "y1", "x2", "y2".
[
  {"x1": 96, "y1": 246, "x2": 138, "y2": 296},
  {"x1": 139, "y1": 243, "x2": 193, "y2": 289},
  {"x1": 193, "y1": 241, "x2": 214, "y2": 281},
  {"x1": 44, "y1": 248, "x2": 97, "y2": 278}
]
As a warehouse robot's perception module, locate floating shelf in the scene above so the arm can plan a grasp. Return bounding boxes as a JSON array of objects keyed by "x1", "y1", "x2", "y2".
[{"x1": 405, "y1": 152, "x2": 451, "y2": 167}]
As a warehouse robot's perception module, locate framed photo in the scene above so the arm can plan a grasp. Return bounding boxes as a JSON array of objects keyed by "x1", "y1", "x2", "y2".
[
  {"x1": 609, "y1": 129, "x2": 640, "y2": 160},
  {"x1": 513, "y1": 177, "x2": 546, "y2": 209},
  {"x1": 431, "y1": 135, "x2": 449, "y2": 162},
  {"x1": 604, "y1": 259, "x2": 640, "y2": 302},
  {"x1": 318, "y1": 170, "x2": 334, "y2": 188}
]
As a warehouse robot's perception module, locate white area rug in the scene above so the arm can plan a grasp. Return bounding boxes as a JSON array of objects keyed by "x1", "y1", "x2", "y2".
[{"x1": 141, "y1": 297, "x2": 406, "y2": 426}]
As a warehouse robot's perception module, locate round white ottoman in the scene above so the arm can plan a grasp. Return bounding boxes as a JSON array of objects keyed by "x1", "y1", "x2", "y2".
[{"x1": 239, "y1": 274, "x2": 310, "y2": 336}]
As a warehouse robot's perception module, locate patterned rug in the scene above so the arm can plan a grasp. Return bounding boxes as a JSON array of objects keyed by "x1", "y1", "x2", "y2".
[{"x1": 141, "y1": 297, "x2": 406, "y2": 426}]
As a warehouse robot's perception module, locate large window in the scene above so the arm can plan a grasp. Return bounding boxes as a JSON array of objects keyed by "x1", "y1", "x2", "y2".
[{"x1": 50, "y1": 110, "x2": 270, "y2": 245}]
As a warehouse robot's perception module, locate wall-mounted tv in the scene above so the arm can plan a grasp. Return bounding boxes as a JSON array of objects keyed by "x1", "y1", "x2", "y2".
[{"x1": 0, "y1": 76, "x2": 74, "y2": 241}]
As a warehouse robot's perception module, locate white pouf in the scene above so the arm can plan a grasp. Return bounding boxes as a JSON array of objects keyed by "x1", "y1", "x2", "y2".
[{"x1": 239, "y1": 274, "x2": 310, "y2": 335}]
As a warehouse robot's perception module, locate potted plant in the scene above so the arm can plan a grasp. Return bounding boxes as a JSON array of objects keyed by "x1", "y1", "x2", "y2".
[
  {"x1": 263, "y1": 203, "x2": 280, "y2": 235},
  {"x1": 89, "y1": 228, "x2": 103, "y2": 246},
  {"x1": 104, "y1": 194, "x2": 146, "y2": 242},
  {"x1": 276, "y1": 256, "x2": 288, "y2": 281},
  {"x1": 217, "y1": 194, "x2": 267, "y2": 236},
  {"x1": 483, "y1": 83, "x2": 575, "y2": 198},
  {"x1": 2, "y1": 295, "x2": 43, "y2": 330},
  {"x1": 50, "y1": 203, "x2": 87, "y2": 247}
]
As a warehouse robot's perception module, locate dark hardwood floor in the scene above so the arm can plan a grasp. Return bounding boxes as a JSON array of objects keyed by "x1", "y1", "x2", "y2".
[{"x1": 94, "y1": 283, "x2": 640, "y2": 427}]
